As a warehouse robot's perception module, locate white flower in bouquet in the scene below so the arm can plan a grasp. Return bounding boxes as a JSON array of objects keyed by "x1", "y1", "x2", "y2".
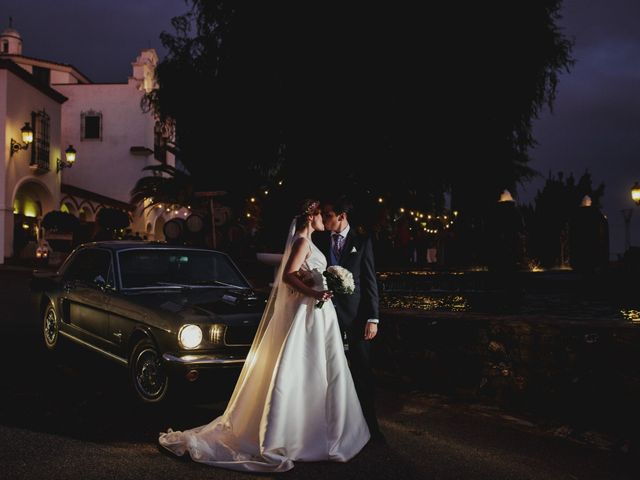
[{"x1": 316, "y1": 265, "x2": 355, "y2": 308}]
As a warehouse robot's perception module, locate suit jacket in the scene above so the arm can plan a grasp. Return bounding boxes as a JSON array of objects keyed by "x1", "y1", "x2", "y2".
[{"x1": 313, "y1": 228, "x2": 380, "y2": 332}]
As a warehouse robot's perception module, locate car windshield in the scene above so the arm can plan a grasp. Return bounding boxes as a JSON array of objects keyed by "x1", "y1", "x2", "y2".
[{"x1": 118, "y1": 249, "x2": 250, "y2": 290}]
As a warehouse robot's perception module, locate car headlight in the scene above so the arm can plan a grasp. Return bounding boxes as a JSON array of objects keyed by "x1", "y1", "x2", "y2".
[{"x1": 179, "y1": 324, "x2": 203, "y2": 349}]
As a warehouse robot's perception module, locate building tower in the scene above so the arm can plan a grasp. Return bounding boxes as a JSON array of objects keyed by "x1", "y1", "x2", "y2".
[{"x1": 0, "y1": 19, "x2": 23, "y2": 55}]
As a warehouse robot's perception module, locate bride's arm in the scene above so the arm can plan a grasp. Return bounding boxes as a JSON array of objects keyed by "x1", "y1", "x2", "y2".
[{"x1": 282, "y1": 237, "x2": 332, "y2": 301}]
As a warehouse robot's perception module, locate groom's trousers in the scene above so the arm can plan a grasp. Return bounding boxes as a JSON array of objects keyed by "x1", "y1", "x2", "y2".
[{"x1": 346, "y1": 324, "x2": 381, "y2": 435}]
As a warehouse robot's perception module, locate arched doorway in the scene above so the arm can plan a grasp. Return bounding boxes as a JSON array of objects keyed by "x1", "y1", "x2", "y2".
[
  {"x1": 77, "y1": 203, "x2": 96, "y2": 244},
  {"x1": 60, "y1": 199, "x2": 78, "y2": 216},
  {"x1": 11, "y1": 179, "x2": 54, "y2": 259},
  {"x1": 154, "y1": 215, "x2": 166, "y2": 241},
  {"x1": 78, "y1": 204, "x2": 95, "y2": 222}
]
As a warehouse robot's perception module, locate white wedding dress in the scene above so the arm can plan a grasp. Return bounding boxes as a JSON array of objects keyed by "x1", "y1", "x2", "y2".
[{"x1": 158, "y1": 230, "x2": 370, "y2": 472}]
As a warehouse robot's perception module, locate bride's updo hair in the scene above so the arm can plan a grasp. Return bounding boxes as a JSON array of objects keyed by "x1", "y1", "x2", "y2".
[{"x1": 295, "y1": 199, "x2": 321, "y2": 230}]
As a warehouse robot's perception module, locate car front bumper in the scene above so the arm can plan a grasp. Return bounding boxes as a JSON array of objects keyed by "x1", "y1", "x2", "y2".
[{"x1": 162, "y1": 352, "x2": 246, "y2": 369}]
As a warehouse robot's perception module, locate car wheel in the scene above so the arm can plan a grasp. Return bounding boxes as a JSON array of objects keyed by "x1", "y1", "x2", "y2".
[
  {"x1": 129, "y1": 337, "x2": 169, "y2": 403},
  {"x1": 43, "y1": 303, "x2": 60, "y2": 350}
]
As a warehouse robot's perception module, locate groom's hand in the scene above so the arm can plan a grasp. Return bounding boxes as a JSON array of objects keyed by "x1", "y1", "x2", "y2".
[{"x1": 364, "y1": 322, "x2": 378, "y2": 340}]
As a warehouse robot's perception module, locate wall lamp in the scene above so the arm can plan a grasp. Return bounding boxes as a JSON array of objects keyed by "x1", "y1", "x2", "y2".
[
  {"x1": 10, "y1": 122, "x2": 34, "y2": 157},
  {"x1": 56, "y1": 145, "x2": 77, "y2": 172}
]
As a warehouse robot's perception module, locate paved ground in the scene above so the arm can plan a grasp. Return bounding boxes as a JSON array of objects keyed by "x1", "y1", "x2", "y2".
[{"x1": 0, "y1": 267, "x2": 635, "y2": 479}]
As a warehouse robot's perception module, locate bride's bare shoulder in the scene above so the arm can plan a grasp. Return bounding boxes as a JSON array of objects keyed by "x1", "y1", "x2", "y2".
[
  {"x1": 291, "y1": 235, "x2": 306, "y2": 244},
  {"x1": 291, "y1": 236, "x2": 313, "y2": 257}
]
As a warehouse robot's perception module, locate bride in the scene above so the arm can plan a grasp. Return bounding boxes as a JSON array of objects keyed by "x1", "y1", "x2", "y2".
[{"x1": 158, "y1": 199, "x2": 371, "y2": 472}]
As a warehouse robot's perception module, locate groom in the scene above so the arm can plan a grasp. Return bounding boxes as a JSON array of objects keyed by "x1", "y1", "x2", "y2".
[{"x1": 315, "y1": 197, "x2": 384, "y2": 441}]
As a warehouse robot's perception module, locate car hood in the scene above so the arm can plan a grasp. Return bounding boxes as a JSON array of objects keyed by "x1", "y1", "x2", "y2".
[{"x1": 122, "y1": 288, "x2": 266, "y2": 327}]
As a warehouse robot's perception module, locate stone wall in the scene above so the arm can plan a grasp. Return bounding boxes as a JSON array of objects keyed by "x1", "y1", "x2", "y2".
[{"x1": 373, "y1": 308, "x2": 640, "y2": 437}]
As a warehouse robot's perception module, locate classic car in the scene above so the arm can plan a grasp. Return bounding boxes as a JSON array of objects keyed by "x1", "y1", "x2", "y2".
[{"x1": 30, "y1": 241, "x2": 265, "y2": 403}]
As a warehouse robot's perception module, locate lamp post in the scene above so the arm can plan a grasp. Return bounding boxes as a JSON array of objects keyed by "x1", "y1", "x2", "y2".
[{"x1": 622, "y1": 182, "x2": 640, "y2": 252}]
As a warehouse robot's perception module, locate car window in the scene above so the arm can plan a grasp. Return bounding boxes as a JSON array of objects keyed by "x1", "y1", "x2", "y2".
[
  {"x1": 63, "y1": 249, "x2": 112, "y2": 285},
  {"x1": 118, "y1": 249, "x2": 249, "y2": 289}
]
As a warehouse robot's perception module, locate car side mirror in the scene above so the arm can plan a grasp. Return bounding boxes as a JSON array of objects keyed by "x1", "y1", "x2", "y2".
[
  {"x1": 94, "y1": 274, "x2": 115, "y2": 292},
  {"x1": 93, "y1": 274, "x2": 106, "y2": 289}
]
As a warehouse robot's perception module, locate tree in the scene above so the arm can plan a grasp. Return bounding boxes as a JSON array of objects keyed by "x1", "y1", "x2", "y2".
[
  {"x1": 95, "y1": 208, "x2": 131, "y2": 240},
  {"x1": 525, "y1": 170, "x2": 605, "y2": 268},
  {"x1": 40, "y1": 211, "x2": 80, "y2": 252},
  {"x1": 130, "y1": 164, "x2": 198, "y2": 213},
  {"x1": 41, "y1": 211, "x2": 80, "y2": 233},
  {"x1": 146, "y1": 1, "x2": 573, "y2": 231},
  {"x1": 143, "y1": 1, "x2": 277, "y2": 198}
]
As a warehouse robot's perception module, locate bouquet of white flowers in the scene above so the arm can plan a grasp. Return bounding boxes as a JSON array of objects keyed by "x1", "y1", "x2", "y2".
[{"x1": 316, "y1": 265, "x2": 355, "y2": 308}]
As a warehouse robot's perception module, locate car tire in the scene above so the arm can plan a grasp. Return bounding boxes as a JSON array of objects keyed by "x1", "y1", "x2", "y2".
[
  {"x1": 43, "y1": 302, "x2": 61, "y2": 351},
  {"x1": 129, "y1": 337, "x2": 169, "y2": 403}
]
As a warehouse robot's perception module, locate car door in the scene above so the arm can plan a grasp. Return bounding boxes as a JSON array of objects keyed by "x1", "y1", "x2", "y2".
[
  {"x1": 59, "y1": 248, "x2": 114, "y2": 349},
  {"x1": 105, "y1": 292, "x2": 143, "y2": 359}
]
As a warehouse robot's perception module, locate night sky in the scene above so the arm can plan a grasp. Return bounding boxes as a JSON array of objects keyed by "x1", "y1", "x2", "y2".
[
  {"x1": 527, "y1": 0, "x2": 640, "y2": 256},
  {"x1": 5, "y1": 0, "x2": 640, "y2": 255}
]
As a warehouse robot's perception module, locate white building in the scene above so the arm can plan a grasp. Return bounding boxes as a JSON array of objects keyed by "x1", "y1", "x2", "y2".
[{"x1": 1, "y1": 26, "x2": 179, "y2": 264}]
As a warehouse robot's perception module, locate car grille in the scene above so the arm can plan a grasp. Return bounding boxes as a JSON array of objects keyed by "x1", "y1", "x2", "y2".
[{"x1": 224, "y1": 326, "x2": 257, "y2": 346}]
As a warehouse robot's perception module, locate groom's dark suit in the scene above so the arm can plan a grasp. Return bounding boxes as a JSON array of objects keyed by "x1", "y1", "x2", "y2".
[{"x1": 313, "y1": 227, "x2": 381, "y2": 434}]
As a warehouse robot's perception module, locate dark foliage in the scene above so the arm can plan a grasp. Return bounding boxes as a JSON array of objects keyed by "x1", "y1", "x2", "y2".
[
  {"x1": 144, "y1": 1, "x2": 573, "y2": 250},
  {"x1": 523, "y1": 170, "x2": 606, "y2": 268},
  {"x1": 96, "y1": 208, "x2": 131, "y2": 230},
  {"x1": 130, "y1": 164, "x2": 200, "y2": 211},
  {"x1": 41, "y1": 210, "x2": 80, "y2": 233}
]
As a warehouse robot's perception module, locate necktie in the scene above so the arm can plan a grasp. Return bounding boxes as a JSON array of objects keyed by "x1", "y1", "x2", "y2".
[{"x1": 332, "y1": 233, "x2": 343, "y2": 260}]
